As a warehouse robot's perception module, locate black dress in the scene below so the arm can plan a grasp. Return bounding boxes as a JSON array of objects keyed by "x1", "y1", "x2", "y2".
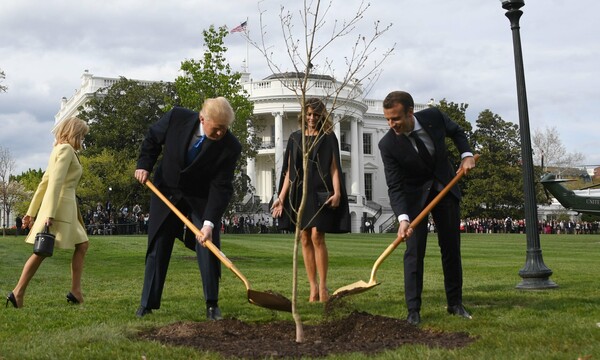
[{"x1": 277, "y1": 130, "x2": 351, "y2": 233}]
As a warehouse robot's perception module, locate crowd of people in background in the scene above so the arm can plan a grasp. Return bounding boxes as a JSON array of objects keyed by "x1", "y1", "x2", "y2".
[
  {"x1": 41, "y1": 209, "x2": 600, "y2": 236},
  {"x1": 84, "y1": 202, "x2": 148, "y2": 235},
  {"x1": 220, "y1": 215, "x2": 273, "y2": 234},
  {"x1": 458, "y1": 217, "x2": 600, "y2": 235}
]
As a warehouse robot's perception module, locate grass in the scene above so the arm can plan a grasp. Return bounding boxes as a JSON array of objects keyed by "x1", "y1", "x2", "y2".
[{"x1": 1, "y1": 232, "x2": 599, "y2": 359}]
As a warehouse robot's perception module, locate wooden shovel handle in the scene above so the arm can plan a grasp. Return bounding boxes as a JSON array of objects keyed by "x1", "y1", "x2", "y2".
[
  {"x1": 369, "y1": 154, "x2": 480, "y2": 281},
  {"x1": 145, "y1": 180, "x2": 251, "y2": 290}
]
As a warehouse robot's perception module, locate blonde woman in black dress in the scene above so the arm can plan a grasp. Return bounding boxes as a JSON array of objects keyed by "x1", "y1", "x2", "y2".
[{"x1": 271, "y1": 98, "x2": 350, "y2": 302}]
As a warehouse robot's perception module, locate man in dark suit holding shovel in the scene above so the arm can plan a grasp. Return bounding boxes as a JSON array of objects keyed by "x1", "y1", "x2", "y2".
[
  {"x1": 134, "y1": 97, "x2": 241, "y2": 320},
  {"x1": 379, "y1": 91, "x2": 475, "y2": 325}
]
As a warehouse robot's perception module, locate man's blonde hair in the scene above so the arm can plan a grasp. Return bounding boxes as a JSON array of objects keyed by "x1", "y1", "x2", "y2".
[
  {"x1": 201, "y1": 97, "x2": 235, "y2": 126},
  {"x1": 53, "y1": 117, "x2": 89, "y2": 151}
]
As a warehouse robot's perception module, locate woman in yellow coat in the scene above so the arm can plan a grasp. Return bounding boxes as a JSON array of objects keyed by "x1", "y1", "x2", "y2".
[{"x1": 6, "y1": 117, "x2": 89, "y2": 308}]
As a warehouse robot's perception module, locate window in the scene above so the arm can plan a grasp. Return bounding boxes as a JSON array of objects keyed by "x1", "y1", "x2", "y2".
[
  {"x1": 364, "y1": 173, "x2": 373, "y2": 201},
  {"x1": 363, "y1": 133, "x2": 372, "y2": 155}
]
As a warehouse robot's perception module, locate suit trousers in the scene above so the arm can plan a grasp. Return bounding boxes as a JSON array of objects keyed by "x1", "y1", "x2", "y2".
[
  {"x1": 140, "y1": 206, "x2": 221, "y2": 309},
  {"x1": 403, "y1": 191, "x2": 463, "y2": 311}
]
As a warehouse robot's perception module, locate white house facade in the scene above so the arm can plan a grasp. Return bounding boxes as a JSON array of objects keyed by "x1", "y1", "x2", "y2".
[{"x1": 55, "y1": 70, "x2": 432, "y2": 233}]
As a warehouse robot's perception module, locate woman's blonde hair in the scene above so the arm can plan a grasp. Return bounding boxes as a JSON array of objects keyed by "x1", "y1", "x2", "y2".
[
  {"x1": 53, "y1": 117, "x2": 89, "y2": 151},
  {"x1": 298, "y1": 97, "x2": 333, "y2": 134}
]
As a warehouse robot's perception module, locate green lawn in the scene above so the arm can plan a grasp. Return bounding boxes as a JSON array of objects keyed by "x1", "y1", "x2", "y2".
[{"x1": 1, "y1": 232, "x2": 599, "y2": 359}]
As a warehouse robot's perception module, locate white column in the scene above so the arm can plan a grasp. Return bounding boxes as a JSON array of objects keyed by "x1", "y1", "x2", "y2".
[
  {"x1": 350, "y1": 117, "x2": 360, "y2": 202},
  {"x1": 333, "y1": 113, "x2": 341, "y2": 149},
  {"x1": 357, "y1": 118, "x2": 364, "y2": 205},
  {"x1": 273, "y1": 111, "x2": 284, "y2": 184},
  {"x1": 246, "y1": 121, "x2": 256, "y2": 191}
]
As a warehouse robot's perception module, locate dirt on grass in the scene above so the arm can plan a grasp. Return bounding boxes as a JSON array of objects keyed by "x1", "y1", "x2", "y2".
[{"x1": 139, "y1": 310, "x2": 476, "y2": 359}]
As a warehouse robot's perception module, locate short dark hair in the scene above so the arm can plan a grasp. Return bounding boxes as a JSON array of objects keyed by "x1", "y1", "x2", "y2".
[{"x1": 383, "y1": 91, "x2": 414, "y2": 111}]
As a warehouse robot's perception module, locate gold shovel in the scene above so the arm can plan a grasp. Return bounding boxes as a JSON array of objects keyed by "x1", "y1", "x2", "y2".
[
  {"x1": 331, "y1": 154, "x2": 479, "y2": 299},
  {"x1": 146, "y1": 180, "x2": 292, "y2": 312}
]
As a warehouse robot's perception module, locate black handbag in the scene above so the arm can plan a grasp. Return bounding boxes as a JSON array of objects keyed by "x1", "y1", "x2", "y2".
[
  {"x1": 33, "y1": 224, "x2": 55, "y2": 257},
  {"x1": 316, "y1": 191, "x2": 333, "y2": 208}
]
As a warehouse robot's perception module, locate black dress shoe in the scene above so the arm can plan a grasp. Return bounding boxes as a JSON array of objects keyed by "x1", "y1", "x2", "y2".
[
  {"x1": 406, "y1": 310, "x2": 421, "y2": 325},
  {"x1": 136, "y1": 306, "x2": 153, "y2": 318},
  {"x1": 447, "y1": 304, "x2": 472, "y2": 319},
  {"x1": 206, "y1": 306, "x2": 223, "y2": 321},
  {"x1": 66, "y1": 292, "x2": 80, "y2": 304},
  {"x1": 6, "y1": 292, "x2": 18, "y2": 308}
]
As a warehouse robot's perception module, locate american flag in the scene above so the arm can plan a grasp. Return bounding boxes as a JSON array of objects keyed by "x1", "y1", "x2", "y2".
[{"x1": 230, "y1": 21, "x2": 247, "y2": 33}]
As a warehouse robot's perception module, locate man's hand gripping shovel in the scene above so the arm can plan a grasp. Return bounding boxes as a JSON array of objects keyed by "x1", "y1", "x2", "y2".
[
  {"x1": 145, "y1": 180, "x2": 292, "y2": 312},
  {"x1": 331, "y1": 154, "x2": 479, "y2": 300}
]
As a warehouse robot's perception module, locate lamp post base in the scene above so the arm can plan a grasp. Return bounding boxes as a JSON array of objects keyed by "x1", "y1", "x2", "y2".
[
  {"x1": 516, "y1": 277, "x2": 558, "y2": 290},
  {"x1": 515, "y1": 249, "x2": 559, "y2": 290}
]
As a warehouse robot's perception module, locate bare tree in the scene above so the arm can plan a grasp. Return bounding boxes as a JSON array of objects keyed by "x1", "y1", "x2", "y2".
[
  {"x1": 0, "y1": 145, "x2": 17, "y2": 235},
  {"x1": 532, "y1": 126, "x2": 584, "y2": 174},
  {"x1": 249, "y1": 0, "x2": 394, "y2": 342}
]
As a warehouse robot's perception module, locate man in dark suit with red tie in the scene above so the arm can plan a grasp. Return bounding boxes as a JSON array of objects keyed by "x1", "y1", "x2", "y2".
[
  {"x1": 134, "y1": 97, "x2": 241, "y2": 320},
  {"x1": 378, "y1": 91, "x2": 476, "y2": 326}
]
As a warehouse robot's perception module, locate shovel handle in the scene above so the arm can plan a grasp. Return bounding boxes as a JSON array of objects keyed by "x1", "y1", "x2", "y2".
[
  {"x1": 369, "y1": 154, "x2": 479, "y2": 283},
  {"x1": 145, "y1": 180, "x2": 251, "y2": 290}
]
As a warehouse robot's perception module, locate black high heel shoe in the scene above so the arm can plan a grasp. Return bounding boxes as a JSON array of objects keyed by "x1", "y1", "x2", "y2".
[
  {"x1": 6, "y1": 292, "x2": 18, "y2": 308},
  {"x1": 66, "y1": 292, "x2": 80, "y2": 304}
]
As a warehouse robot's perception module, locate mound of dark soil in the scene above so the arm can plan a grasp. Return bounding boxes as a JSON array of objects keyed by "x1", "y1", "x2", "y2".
[{"x1": 140, "y1": 311, "x2": 475, "y2": 359}]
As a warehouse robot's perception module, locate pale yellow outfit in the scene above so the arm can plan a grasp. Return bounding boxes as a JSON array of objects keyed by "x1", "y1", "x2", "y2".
[{"x1": 25, "y1": 143, "x2": 88, "y2": 249}]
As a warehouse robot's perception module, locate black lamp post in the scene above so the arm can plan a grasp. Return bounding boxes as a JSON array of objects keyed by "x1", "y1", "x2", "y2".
[
  {"x1": 107, "y1": 186, "x2": 113, "y2": 223},
  {"x1": 500, "y1": 0, "x2": 557, "y2": 289}
]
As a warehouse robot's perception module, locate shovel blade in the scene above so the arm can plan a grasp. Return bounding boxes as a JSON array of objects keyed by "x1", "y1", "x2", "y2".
[
  {"x1": 248, "y1": 289, "x2": 292, "y2": 312},
  {"x1": 331, "y1": 280, "x2": 380, "y2": 299}
]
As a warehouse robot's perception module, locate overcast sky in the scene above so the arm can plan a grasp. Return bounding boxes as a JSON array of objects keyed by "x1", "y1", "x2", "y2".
[{"x1": 1, "y1": 0, "x2": 598, "y2": 175}]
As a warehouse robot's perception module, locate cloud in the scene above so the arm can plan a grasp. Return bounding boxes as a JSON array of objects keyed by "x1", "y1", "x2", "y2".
[{"x1": 0, "y1": 111, "x2": 54, "y2": 174}]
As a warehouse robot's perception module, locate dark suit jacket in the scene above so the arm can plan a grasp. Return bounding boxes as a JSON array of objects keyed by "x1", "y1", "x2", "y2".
[
  {"x1": 378, "y1": 107, "x2": 472, "y2": 219},
  {"x1": 137, "y1": 107, "x2": 242, "y2": 249}
]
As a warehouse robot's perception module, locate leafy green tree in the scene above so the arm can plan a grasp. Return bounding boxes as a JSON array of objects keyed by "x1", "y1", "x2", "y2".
[
  {"x1": 436, "y1": 99, "x2": 473, "y2": 168},
  {"x1": 11, "y1": 168, "x2": 43, "y2": 216},
  {"x1": 465, "y1": 109, "x2": 524, "y2": 219},
  {"x1": 78, "y1": 149, "x2": 140, "y2": 218},
  {"x1": 173, "y1": 25, "x2": 259, "y2": 214},
  {"x1": 78, "y1": 78, "x2": 178, "y2": 160}
]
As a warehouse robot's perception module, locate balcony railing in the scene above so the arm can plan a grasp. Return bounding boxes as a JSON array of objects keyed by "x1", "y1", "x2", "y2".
[{"x1": 260, "y1": 138, "x2": 275, "y2": 149}]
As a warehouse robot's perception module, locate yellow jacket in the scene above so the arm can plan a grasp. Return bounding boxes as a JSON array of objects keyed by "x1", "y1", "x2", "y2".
[{"x1": 25, "y1": 144, "x2": 88, "y2": 249}]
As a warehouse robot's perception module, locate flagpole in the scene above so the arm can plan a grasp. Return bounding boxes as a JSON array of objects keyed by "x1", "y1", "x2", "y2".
[
  {"x1": 245, "y1": 17, "x2": 249, "y2": 73},
  {"x1": 230, "y1": 20, "x2": 249, "y2": 73}
]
